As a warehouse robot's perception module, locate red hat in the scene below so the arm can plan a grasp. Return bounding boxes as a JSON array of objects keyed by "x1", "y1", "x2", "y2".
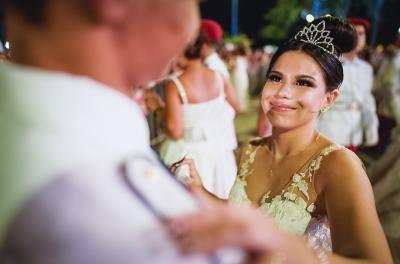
[
  {"x1": 346, "y1": 17, "x2": 371, "y2": 30},
  {"x1": 201, "y1": 19, "x2": 223, "y2": 43}
]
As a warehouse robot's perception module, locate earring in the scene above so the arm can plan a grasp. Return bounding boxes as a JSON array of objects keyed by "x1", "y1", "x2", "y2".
[{"x1": 320, "y1": 106, "x2": 328, "y2": 113}]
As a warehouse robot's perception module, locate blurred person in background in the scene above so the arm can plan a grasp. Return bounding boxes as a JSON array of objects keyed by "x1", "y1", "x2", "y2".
[
  {"x1": 145, "y1": 55, "x2": 190, "y2": 147},
  {"x1": 372, "y1": 44, "x2": 399, "y2": 152},
  {"x1": 200, "y1": 19, "x2": 230, "y2": 79},
  {"x1": 230, "y1": 43, "x2": 250, "y2": 110},
  {"x1": 252, "y1": 47, "x2": 275, "y2": 138},
  {"x1": 248, "y1": 47, "x2": 273, "y2": 98},
  {"x1": 160, "y1": 31, "x2": 240, "y2": 199},
  {"x1": 317, "y1": 17, "x2": 379, "y2": 152}
]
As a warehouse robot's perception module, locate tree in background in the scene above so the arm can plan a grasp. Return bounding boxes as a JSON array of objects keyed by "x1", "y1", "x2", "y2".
[
  {"x1": 224, "y1": 34, "x2": 252, "y2": 47},
  {"x1": 260, "y1": 0, "x2": 385, "y2": 45},
  {"x1": 311, "y1": 0, "x2": 385, "y2": 45},
  {"x1": 260, "y1": 0, "x2": 312, "y2": 43}
]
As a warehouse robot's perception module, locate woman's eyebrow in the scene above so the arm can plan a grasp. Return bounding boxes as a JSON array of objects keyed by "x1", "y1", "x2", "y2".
[
  {"x1": 269, "y1": 70, "x2": 282, "y2": 75},
  {"x1": 296, "y1": 74, "x2": 316, "y2": 81}
]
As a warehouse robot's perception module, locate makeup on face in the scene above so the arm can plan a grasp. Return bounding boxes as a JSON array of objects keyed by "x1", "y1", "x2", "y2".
[{"x1": 261, "y1": 51, "x2": 329, "y2": 127}]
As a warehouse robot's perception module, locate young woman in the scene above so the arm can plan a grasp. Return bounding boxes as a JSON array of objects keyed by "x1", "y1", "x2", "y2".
[
  {"x1": 160, "y1": 32, "x2": 240, "y2": 199},
  {"x1": 168, "y1": 16, "x2": 393, "y2": 263}
]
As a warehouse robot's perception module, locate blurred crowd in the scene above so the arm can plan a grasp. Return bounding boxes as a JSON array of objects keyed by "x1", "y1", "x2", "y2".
[{"x1": 124, "y1": 18, "x2": 400, "y2": 158}]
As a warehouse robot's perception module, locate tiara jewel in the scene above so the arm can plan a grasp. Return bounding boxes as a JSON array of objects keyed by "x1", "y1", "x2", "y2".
[{"x1": 294, "y1": 20, "x2": 337, "y2": 58}]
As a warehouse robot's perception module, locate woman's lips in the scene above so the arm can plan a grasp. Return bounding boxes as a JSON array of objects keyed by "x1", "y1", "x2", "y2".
[{"x1": 270, "y1": 102, "x2": 296, "y2": 112}]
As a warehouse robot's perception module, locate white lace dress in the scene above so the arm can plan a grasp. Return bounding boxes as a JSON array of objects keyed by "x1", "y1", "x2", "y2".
[
  {"x1": 160, "y1": 75, "x2": 237, "y2": 199},
  {"x1": 229, "y1": 141, "x2": 344, "y2": 251}
]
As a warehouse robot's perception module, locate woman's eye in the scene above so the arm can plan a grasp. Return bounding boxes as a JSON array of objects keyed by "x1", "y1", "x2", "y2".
[
  {"x1": 268, "y1": 74, "x2": 281, "y2": 82},
  {"x1": 296, "y1": 79, "x2": 313, "y2": 87}
]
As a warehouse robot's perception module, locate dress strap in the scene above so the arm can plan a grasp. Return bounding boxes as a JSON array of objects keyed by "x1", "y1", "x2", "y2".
[
  {"x1": 278, "y1": 144, "x2": 344, "y2": 203},
  {"x1": 237, "y1": 143, "x2": 260, "y2": 181},
  {"x1": 307, "y1": 144, "x2": 344, "y2": 183},
  {"x1": 318, "y1": 144, "x2": 345, "y2": 159},
  {"x1": 170, "y1": 76, "x2": 189, "y2": 104}
]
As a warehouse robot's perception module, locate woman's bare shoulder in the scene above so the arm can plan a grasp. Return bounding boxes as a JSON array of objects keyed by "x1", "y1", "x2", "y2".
[
  {"x1": 316, "y1": 135, "x2": 363, "y2": 168},
  {"x1": 320, "y1": 144, "x2": 364, "y2": 171},
  {"x1": 316, "y1": 142, "x2": 368, "y2": 192}
]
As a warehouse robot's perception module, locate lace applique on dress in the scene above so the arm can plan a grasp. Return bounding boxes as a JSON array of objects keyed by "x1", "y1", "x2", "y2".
[
  {"x1": 229, "y1": 142, "x2": 344, "y2": 240},
  {"x1": 229, "y1": 144, "x2": 260, "y2": 206}
]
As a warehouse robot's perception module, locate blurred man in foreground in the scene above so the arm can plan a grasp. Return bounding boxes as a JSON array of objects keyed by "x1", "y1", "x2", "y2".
[{"x1": 0, "y1": 1, "x2": 241, "y2": 263}]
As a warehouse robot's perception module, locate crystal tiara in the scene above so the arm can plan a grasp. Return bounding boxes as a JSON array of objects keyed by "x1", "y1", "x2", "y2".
[{"x1": 294, "y1": 20, "x2": 338, "y2": 58}]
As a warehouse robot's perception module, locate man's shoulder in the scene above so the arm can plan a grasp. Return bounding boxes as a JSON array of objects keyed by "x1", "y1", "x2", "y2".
[{"x1": 1, "y1": 158, "x2": 205, "y2": 263}]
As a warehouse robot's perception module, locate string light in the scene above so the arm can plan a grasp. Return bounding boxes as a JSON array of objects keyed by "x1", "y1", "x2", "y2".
[{"x1": 306, "y1": 14, "x2": 315, "y2": 23}]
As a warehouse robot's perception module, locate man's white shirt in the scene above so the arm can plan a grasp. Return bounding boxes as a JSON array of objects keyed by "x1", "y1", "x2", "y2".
[
  {"x1": 0, "y1": 63, "x2": 242, "y2": 263},
  {"x1": 318, "y1": 57, "x2": 379, "y2": 146}
]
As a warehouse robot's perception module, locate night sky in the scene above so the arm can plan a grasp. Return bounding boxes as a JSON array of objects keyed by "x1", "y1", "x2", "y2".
[
  {"x1": 1, "y1": 1, "x2": 400, "y2": 48},
  {"x1": 201, "y1": 0, "x2": 400, "y2": 48},
  {"x1": 200, "y1": 0, "x2": 276, "y2": 48}
]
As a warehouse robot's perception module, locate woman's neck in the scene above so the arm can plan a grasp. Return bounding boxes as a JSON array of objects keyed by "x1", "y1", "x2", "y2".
[
  {"x1": 270, "y1": 124, "x2": 319, "y2": 160},
  {"x1": 184, "y1": 59, "x2": 207, "y2": 74},
  {"x1": 186, "y1": 59, "x2": 203, "y2": 68}
]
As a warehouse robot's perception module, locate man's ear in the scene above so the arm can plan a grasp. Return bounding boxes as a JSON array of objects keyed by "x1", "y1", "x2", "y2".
[
  {"x1": 325, "y1": 89, "x2": 339, "y2": 109},
  {"x1": 84, "y1": 0, "x2": 131, "y2": 25}
]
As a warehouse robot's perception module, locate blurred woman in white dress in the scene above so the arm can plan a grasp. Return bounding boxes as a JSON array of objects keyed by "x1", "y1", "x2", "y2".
[
  {"x1": 160, "y1": 32, "x2": 240, "y2": 199},
  {"x1": 231, "y1": 44, "x2": 250, "y2": 110}
]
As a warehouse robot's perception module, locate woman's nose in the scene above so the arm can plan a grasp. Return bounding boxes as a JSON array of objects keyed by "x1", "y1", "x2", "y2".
[{"x1": 275, "y1": 82, "x2": 291, "y2": 99}]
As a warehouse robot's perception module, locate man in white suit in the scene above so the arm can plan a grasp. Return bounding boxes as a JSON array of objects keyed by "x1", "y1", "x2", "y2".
[{"x1": 317, "y1": 18, "x2": 379, "y2": 152}]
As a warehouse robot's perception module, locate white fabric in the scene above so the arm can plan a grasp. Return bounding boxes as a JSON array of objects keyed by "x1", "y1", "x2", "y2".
[
  {"x1": 204, "y1": 52, "x2": 230, "y2": 79},
  {"x1": 0, "y1": 63, "x2": 149, "y2": 241},
  {"x1": 0, "y1": 63, "x2": 244, "y2": 263},
  {"x1": 390, "y1": 52, "x2": 400, "y2": 124},
  {"x1": 231, "y1": 56, "x2": 250, "y2": 110},
  {"x1": 318, "y1": 57, "x2": 379, "y2": 146},
  {"x1": 160, "y1": 75, "x2": 237, "y2": 199},
  {"x1": 229, "y1": 143, "x2": 342, "y2": 237},
  {"x1": 170, "y1": 76, "x2": 189, "y2": 104}
]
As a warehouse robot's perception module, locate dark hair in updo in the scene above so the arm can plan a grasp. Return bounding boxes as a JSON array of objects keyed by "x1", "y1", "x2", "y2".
[
  {"x1": 266, "y1": 16, "x2": 357, "y2": 92},
  {"x1": 184, "y1": 31, "x2": 209, "y2": 60}
]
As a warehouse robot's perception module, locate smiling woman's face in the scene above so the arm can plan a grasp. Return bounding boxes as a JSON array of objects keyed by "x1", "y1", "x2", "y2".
[{"x1": 261, "y1": 50, "x2": 330, "y2": 131}]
